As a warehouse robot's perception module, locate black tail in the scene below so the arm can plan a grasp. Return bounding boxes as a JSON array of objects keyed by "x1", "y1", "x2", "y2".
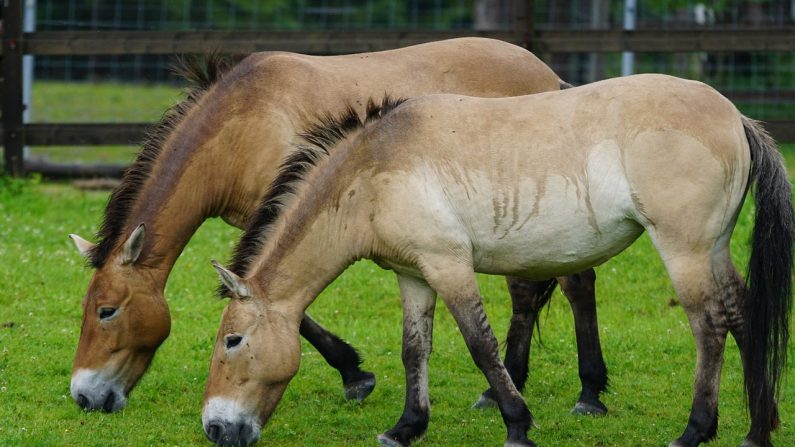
[{"x1": 742, "y1": 115, "x2": 793, "y2": 442}]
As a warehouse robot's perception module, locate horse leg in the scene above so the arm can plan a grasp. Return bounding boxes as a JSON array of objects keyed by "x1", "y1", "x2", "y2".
[
  {"x1": 299, "y1": 313, "x2": 376, "y2": 402},
  {"x1": 669, "y1": 304, "x2": 727, "y2": 446},
  {"x1": 448, "y1": 295, "x2": 535, "y2": 446},
  {"x1": 378, "y1": 274, "x2": 437, "y2": 447},
  {"x1": 425, "y1": 262, "x2": 535, "y2": 447},
  {"x1": 659, "y1": 254, "x2": 729, "y2": 447},
  {"x1": 474, "y1": 277, "x2": 556, "y2": 409},
  {"x1": 558, "y1": 269, "x2": 609, "y2": 415}
]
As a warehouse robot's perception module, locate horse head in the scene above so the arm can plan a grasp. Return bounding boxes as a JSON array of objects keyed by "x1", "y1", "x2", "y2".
[
  {"x1": 69, "y1": 224, "x2": 171, "y2": 412},
  {"x1": 202, "y1": 261, "x2": 300, "y2": 446}
]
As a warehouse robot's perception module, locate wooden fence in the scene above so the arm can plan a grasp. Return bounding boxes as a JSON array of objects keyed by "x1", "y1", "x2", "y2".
[{"x1": 2, "y1": 0, "x2": 795, "y2": 177}]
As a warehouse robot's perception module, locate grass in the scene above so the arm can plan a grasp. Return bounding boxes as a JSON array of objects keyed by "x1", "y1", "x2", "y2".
[
  {"x1": 28, "y1": 81, "x2": 184, "y2": 164},
  {"x1": 0, "y1": 80, "x2": 794, "y2": 445}
]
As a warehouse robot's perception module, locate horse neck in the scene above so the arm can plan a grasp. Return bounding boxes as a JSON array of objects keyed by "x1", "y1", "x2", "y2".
[
  {"x1": 123, "y1": 159, "x2": 216, "y2": 282},
  {"x1": 126, "y1": 114, "x2": 293, "y2": 282},
  {"x1": 249, "y1": 164, "x2": 373, "y2": 323}
]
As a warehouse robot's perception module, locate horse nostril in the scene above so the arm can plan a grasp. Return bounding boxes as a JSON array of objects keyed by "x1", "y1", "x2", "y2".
[
  {"x1": 206, "y1": 422, "x2": 223, "y2": 443},
  {"x1": 102, "y1": 392, "x2": 116, "y2": 413},
  {"x1": 76, "y1": 393, "x2": 90, "y2": 409}
]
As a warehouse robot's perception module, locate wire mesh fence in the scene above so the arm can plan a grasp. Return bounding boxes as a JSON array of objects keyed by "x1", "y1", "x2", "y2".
[{"x1": 13, "y1": 0, "x2": 795, "y2": 167}]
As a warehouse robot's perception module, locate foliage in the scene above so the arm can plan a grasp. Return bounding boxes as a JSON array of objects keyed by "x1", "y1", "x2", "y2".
[{"x1": 37, "y1": 0, "x2": 474, "y2": 31}]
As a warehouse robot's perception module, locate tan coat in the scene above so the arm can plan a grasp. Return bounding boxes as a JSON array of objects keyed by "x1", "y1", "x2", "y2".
[
  {"x1": 69, "y1": 38, "x2": 561, "y2": 413},
  {"x1": 205, "y1": 74, "x2": 790, "y2": 447}
]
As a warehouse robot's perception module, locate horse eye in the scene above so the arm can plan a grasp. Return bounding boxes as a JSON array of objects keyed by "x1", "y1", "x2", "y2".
[
  {"x1": 98, "y1": 307, "x2": 118, "y2": 320},
  {"x1": 224, "y1": 335, "x2": 243, "y2": 350}
]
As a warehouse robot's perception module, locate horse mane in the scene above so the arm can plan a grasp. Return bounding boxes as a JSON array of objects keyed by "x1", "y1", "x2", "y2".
[
  {"x1": 221, "y1": 95, "x2": 406, "y2": 296},
  {"x1": 87, "y1": 53, "x2": 237, "y2": 268}
]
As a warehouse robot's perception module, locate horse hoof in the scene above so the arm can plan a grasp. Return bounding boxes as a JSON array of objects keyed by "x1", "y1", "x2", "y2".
[
  {"x1": 344, "y1": 374, "x2": 376, "y2": 402},
  {"x1": 471, "y1": 393, "x2": 498, "y2": 409},
  {"x1": 740, "y1": 439, "x2": 762, "y2": 447},
  {"x1": 377, "y1": 433, "x2": 405, "y2": 447},
  {"x1": 571, "y1": 400, "x2": 607, "y2": 416}
]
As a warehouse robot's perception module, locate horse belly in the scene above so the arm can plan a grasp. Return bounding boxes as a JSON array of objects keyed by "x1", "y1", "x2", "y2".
[
  {"x1": 462, "y1": 144, "x2": 644, "y2": 279},
  {"x1": 472, "y1": 213, "x2": 643, "y2": 279}
]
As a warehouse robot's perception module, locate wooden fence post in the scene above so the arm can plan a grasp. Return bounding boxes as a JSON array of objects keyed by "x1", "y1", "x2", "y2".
[
  {"x1": 2, "y1": 0, "x2": 25, "y2": 177},
  {"x1": 513, "y1": 0, "x2": 535, "y2": 51}
]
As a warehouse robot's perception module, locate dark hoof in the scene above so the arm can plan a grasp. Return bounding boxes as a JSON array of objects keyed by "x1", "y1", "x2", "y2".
[
  {"x1": 344, "y1": 373, "x2": 376, "y2": 402},
  {"x1": 377, "y1": 433, "x2": 405, "y2": 447},
  {"x1": 472, "y1": 393, "x2": 498, "y2": 409},
  {"x1": 571, "y1": 400, "x2": 607, "y2": 416}
]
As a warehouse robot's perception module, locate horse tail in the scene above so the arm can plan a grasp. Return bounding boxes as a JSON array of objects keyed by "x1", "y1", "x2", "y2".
[{"x1": 742, "y1": 114, "x2": 793, "y2": 440}]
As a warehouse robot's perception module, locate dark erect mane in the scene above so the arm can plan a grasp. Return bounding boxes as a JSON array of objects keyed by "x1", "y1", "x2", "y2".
[
  {"x1": 221, "y1": 95, "x2": 406, "y2": 295},
  {"x1": 87, "y1": 53, "x2": 237, "y2": 268}
]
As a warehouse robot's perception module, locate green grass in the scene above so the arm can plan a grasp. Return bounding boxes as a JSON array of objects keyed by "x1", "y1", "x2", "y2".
[
  {"x1": 31, "y1": 81, "x2": 183, "y2": 123},
  {"x1": 1, "y1": 146, "x2": 794, "y2": 446},
  {"x1": 28, "y1": 81, "x2": 184, "y2": 164}
]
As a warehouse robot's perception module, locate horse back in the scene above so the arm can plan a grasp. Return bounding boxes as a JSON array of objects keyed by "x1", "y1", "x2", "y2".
[
  {"x1": 362, "y1": 74, "x2": 750, "y2": 277},
  {"x1": 228, "y1": 38, "x2": 559, "y2": 116}
]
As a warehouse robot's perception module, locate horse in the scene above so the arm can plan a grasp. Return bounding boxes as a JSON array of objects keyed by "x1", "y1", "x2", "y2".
[
  {"x1": 203, "y1": 74, "x2": 792, "y2": 447},
  {"x1": 67, "y1": 38, "x2": 609, "y2": 414}
]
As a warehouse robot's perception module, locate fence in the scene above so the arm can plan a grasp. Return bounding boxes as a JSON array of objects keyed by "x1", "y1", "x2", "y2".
[{"x1": 2, "y1": 0, "x2": 795, "y2": 177}]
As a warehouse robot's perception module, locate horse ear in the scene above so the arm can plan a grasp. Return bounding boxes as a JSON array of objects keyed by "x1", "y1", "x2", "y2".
[
  {"x1": 211, "y1": 260, "x2": 250, "y2": 299},
  {"x1": 69, "y1": 234, "x2": 96, "y2": 258},
  {"x1": 120, "y1": 223, "x2": 146, "y2": 265}
]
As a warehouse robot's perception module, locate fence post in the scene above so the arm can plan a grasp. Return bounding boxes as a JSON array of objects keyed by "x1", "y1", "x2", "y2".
[
  {"x1": 513, "y1": 0, "x2": 535, "y2": 51},
  {"x1": 2, "y1": 0, "x2": 25, "y2": 177}
]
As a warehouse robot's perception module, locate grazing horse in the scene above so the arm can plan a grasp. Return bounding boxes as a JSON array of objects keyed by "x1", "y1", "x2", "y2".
[
  {"x1": 203, "y1": 74, "x2": 792, "y2": 447},
  {"x1": 67, "y1": 38, "x2": 609, "y2": 414}
]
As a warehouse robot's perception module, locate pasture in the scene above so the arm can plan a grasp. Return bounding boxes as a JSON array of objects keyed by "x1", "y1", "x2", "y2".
[{"x1": 1, "y1": 82, "x2": 794, "y2": 446}]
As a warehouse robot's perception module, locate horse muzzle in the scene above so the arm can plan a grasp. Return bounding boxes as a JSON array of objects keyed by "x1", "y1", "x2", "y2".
[
  {"x1": 202, "y1": 397, "x2": 261, "y2": 446},
  {"x1": 70, "y1": 369, "x2": 128, "y2": 412},
  {"x1": 204, "y1": 420, "x2": 259, "y2": 447}
]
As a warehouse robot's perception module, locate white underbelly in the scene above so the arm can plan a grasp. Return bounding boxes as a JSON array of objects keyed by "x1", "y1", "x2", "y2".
[
  {"x1": 471, "y1": 215, "x2": 643, "y2": 279},
  {"x1": 453, "y1": 141, "x2": 643, "y2": 278},
  {"x1": 373, "y1": 140, "x2": 644, "y2": 281}
]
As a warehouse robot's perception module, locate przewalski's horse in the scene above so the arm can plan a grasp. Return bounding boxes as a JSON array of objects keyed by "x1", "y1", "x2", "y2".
[
  {"x1": 204, "y1": 74, "x2": 792, "y2": 447},
  {"x1": 67, "y1": 38, "x2": 610, "y2": 414}
]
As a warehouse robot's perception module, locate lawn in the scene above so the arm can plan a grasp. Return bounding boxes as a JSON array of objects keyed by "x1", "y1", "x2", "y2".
[
  {"x1": 28, "y1": 81, "x2": 184, "y2": 164},
  {"x1": 0, "y1": 81, "x2": 794, "y2": 446},
  {"x1": 3, "y1": 169, "x2": 794, "y2": 447}
]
